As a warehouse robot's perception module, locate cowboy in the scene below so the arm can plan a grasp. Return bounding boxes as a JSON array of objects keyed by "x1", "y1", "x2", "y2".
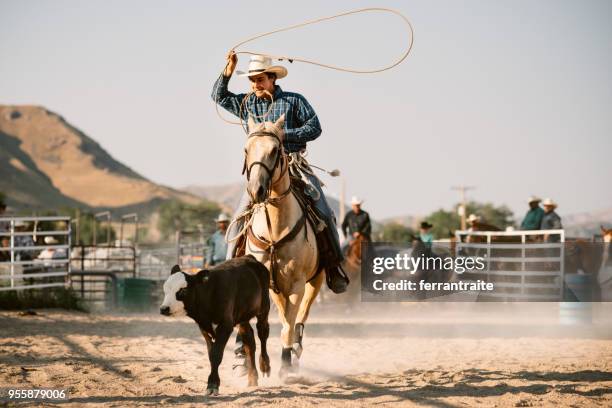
[
  {"x1": 205, "y1": 214, "x2": 229, "y2": 267},
  {"x1": 13, "y1": 220, "x2": 35, "y2": 261},
  {"x1": 419, "y1": 221, "x2": 434, "y2": 249},
  {"x1": 520, "y1": 196, "x2": 544, "y2": 231},
  {"x1": 212, "y1": 52, "x2": 348, "y2": 294},
  {"x1": 540, "y1": 198, "x2": 563, "y2": 242},
  {"x1": 342, "y1": 197, "x2": 372, "y2": 243}
]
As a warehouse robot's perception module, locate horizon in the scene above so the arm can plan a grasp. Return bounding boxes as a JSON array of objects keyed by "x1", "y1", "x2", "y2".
[{"x1": 1, "y1": 0, "x2": 611, "y2": 220}]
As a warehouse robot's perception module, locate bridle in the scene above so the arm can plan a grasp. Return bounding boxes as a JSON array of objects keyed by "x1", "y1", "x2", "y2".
[{"x1": 243, "y1": 129, "x2": 290, "y2": 201}]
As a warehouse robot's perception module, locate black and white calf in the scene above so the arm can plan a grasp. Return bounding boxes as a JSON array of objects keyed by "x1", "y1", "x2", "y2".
[{"x1": 159, "y1": 255, "x2": 271, "y2": 395}]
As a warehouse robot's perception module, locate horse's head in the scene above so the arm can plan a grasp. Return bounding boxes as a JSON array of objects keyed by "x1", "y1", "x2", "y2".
[{"x1": 244, "y1": 114, "x2": 286, "y2": 203}]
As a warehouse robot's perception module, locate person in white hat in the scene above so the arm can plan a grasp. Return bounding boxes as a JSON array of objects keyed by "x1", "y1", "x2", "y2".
[
  {"x1": 540, "y1": 198, "x2": 562, "y2": 242},
  {"x1": 205, "y1": 214, "x2": 230, "y2": 267},
  {"x1": 213, "y1": 51, "x2": 348, "y2": 295},
  {"x1": 342, "y1": 197, "x2": 371, "y2": 243},
  {"x1": 520, "y1": 196, "x2": 544, "y2": 231},
  {"x1": 13, "y1": 220, "x2": 35, "y2": 261}
]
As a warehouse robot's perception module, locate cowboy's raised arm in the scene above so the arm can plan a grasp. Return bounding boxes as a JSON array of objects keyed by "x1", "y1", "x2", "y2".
[
  {"x1": 284, "y1": 95, "x2": 322, "y2": 144},
  {"x1": 211, "y1": 51, "x2": 247, "y2": 119}
]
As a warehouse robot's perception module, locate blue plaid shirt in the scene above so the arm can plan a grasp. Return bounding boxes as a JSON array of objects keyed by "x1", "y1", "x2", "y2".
[{"x1": 212, "y1": 74, "x2": 322, "y2": 152}]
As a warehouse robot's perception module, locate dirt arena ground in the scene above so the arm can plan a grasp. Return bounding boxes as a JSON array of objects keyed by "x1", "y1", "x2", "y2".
[{"x1": 1, "y1": 303, "x2": 611, "y2": 407}]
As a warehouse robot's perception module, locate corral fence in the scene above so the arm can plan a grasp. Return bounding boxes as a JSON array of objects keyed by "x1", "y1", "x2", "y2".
[
  {"x1": 1, "y1": 216, "x2": 213, "y2": 311},
  {"x1": 0, "y1": 216, "x2": 71, "y2": 291},
  {"x1": 455, "y1": 229, "x2": 565, "y2": 301}
]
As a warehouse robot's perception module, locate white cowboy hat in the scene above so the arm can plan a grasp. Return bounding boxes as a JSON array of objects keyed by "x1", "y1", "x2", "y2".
[
  {"x1": 215, "y1": 213, "x2": 230, "y2": 223},
  {"x1": 542, "y1": 198, "x2": 557, "y2": 208},
  {"x1": 350, "y1": 196, "x2": 363, "y2": 206},
  {"x1": 467, "y1": 214, "x2": 480, "y2": 223},
  {"x1": 528, "y1": 196, "x2": 541, "y2": 203},
  {"x1": 44, "y1": 236, "x2": 59, "y2": 244},
  {"x1": 236, "y1": 55, "x2": 288, "y2": 79}
]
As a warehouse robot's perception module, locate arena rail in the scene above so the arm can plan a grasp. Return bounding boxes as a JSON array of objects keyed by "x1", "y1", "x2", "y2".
[
  {"x1": 454, "y1": 229, "x2": 565, "y2": 301},
  {"x1": 0, "y1": 216, "x2": 71, "y2": 291}
]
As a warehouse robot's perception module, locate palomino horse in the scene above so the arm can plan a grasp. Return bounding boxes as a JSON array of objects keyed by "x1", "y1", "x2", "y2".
[{"x1": 241, "y1": 114, "x2": 323, "y2": 377}]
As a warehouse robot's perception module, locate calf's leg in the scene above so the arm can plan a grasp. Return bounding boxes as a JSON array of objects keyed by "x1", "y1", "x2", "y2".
[
  {"x1": 206, "y1": 324, "x2": 233, "y2": 396},
  {"x1": 256, "y1": 312, "x2": 271, "y2": 376}
]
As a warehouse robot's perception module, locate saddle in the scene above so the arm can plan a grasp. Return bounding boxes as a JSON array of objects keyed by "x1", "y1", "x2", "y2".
[{"x1": 234, "y1": 176, "x2": 332, "y2": 292}]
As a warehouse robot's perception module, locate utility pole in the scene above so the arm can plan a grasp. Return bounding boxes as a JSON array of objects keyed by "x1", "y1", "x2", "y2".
[{"x1": 451, "y1": 185, "x2": 475, "y2": 230}]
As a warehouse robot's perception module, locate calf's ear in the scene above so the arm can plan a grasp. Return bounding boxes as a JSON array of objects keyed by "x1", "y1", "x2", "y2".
[
  {"x1": 171, "y1": 265, "x2": 181, "y2": 274},
  {"x1": 196, "y1": 269, "x2": 210, "y2": 283}
]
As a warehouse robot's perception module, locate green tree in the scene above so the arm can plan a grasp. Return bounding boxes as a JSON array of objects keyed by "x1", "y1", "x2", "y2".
[
  {"x1": 379, "y1": 222, "x2": 415, "y2": 243},
  {"x1": 424, "y1": 201, "x2": 515, "y2": 239},
  {"x1": 426, "y1": 209, "x2": 460, "y2": 239},
  {"x1": 157, "y1": 200, "x2": 221, "y2": 241}
]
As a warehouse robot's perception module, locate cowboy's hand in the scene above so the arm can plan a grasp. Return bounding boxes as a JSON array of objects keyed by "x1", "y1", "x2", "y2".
[{"x1": 224, "y1": 51, "x2": 238, "y2": 77}]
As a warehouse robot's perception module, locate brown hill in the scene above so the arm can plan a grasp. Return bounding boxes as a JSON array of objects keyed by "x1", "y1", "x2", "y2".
[{"x1": 0, "y1": 105, "x2": 200, "y2": 210}]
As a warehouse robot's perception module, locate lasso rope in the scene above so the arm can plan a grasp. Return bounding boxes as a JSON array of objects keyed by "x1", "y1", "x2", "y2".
[{"x1": 214, "y1": 7, "x2": 414, "y2": 127}]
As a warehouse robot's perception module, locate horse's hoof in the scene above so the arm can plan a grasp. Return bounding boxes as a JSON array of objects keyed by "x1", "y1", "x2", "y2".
[
  {"x1": 205, "y1": 387, "x2": 219, "y2": 396},
  {"x1": 292, "y1": 342, "x2": 303, "y2": 359}
]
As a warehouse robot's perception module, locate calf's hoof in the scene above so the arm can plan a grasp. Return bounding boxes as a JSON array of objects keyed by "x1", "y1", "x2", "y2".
[
  {"x1": 259, "y1": 355, "x2": 271, "y2": 377},
  {"x1": 205, "y1": 386, "x2": 219, "y2": 396}
]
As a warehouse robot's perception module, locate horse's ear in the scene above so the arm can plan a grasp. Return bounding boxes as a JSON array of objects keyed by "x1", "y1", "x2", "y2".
[
  {"x1": 274, "y1": 114, "x2": 285, "y2": 130},
  {"x1": 247, "y1": 115, "x2": 257, "y2": 132},
  {"x1": 171, "y1": 265, "x2": 181, "y2": 275}
]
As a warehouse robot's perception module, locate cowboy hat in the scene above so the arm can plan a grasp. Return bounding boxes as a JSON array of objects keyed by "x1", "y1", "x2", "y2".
[
  {"x1": 528, "y1": 196, "x2": 541, "y2": 204},
  {"x1": 44, "y1": 236, "x2": 59, "y2": 245},
  {"x1": 215, "y1": 213, "x2": 230, "y2": 223},
  {"x1": 236, "y1": 55, "x2": 288, "y2": 79},
  {"x1": 420, "y1": 221, "x2": 433, "y2": 229},
  {"x1": 467, "y1": 214, "x2": 481, "y2": 223},
  {"x1": 350, "y1": 196, "x2": 363, "y2": 206},
  {"x1": 542, "y1": 198, "x2": 557, "y2": 208}
]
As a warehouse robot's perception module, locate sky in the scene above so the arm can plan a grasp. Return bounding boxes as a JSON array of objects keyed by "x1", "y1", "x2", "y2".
[{"x1": 1, "y1": 0, "x2": 611, "y2": 220}]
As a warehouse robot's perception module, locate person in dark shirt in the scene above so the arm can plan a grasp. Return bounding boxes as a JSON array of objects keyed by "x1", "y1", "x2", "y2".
[
  {"x1": 540, "y1": 198, "x2": 563, "y2": 242},
  {"x1": 520, "y1": 196, "x2": 545, "y2": 230},
  {"x1": 342, "y1": 197, "x2": 372, "y2": 242}
]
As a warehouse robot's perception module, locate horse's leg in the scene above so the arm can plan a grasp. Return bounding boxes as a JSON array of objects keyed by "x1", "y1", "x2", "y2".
[
  {"x1": 237, "y1": 322, "x2": 258, "y2": 387},
  {"x1": 294, "y1": 271, "x2": 324, "y2": 358},
  {"x1": 272, "y1": 286, "x2": 304, "y2": 377}
]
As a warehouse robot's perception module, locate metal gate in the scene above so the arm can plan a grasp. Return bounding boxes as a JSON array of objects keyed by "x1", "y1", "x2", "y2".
[
  {"x1": 455, "y1": 229, "x2": 565, "y2": 301},
  {"x1": 0, "y1": 216, "x2": 71, "y2": 291}
]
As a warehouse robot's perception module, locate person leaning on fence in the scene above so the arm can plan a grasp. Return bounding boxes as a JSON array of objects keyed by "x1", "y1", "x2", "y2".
[
  {"x1": 520, "y1": 196, "x2": 544, "y2": 231},
  {"x1": 13, "y1": 220, "x2": 35, "y2": 261},
  {"x1": 212, "y1": 51, "x2": 348, "y2": 294},
  {"x1": 205, "y1": 214, "x2": 230, "y2": 267},
  {"x1": 540, "y1": 198, "x2": 563, "y2": 242}
]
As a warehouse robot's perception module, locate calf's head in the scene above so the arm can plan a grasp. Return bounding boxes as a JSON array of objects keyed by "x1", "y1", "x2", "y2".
[{"x1": 160, "y1": 265, "x2": 209, "y2": 317}]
